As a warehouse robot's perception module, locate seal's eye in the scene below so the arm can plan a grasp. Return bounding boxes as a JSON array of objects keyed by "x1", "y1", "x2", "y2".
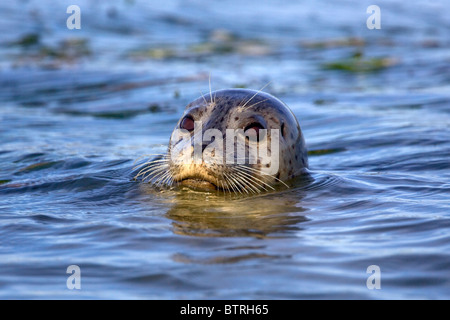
[
  {"x1": 180, "y1": 115, "x2": 195, "y2": 131},
  {"x1": 244, "y1": 122, "x2": 265, "y2": 141}
]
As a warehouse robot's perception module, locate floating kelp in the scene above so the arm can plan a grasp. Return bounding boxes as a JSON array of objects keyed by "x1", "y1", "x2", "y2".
[
  {"x1": 17, "y1": 161, "x2": 61, "y2": 173},
  {"x1": 9, "y1": 35, "x2": 91, "y2": 68},
  {"x1": 128, "y1": 47, "x2": 176, "y2": 60},
  {"x1": 323, "y1": 52, "x2": 398, "y2": 72},
  {"x1": 128, "y1": 29, "x2": 271, "y2": 60},
  {"x1": 9, "y1": 33, "x2": 40, "y2": 47},
  {"x1": 301, "y1": 37, "x2": 365, "y2": 49},
  {"x1": 55, "y1": 103, "x2": 165, "y2": 119},
  {"x1": 308, "y1": 148, "x2": 347, "y2": 156}
]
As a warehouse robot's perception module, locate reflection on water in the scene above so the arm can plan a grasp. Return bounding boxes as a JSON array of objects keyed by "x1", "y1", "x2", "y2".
[
  {"x1": 140, "y1": 184, "x2": 309, "y2": 238},
  {"x1": 0, "y1": 0, "x2": 449, "y2": 299}
]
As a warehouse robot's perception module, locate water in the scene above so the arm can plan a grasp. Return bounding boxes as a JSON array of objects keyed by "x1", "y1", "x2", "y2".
[{"x1": 0, "y1": 0, "x2": 449, "y2": 299}]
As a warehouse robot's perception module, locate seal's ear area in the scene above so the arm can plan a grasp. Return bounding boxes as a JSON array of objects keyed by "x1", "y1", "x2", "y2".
[
  {"x1": 281, "y1": 122, "x2": 286, "y2": 138},
  {"x1": 180, "y1": 115, "x2": 195, "y2": 131}
]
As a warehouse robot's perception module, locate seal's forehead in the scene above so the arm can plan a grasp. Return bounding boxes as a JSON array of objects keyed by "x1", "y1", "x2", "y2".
[
  {"x1": 185, "y1": 88, "x2": 286, "y2": 111},
  {"x1": 211, "y1": 89, "x2": 282, "y2": 106},
  {"x1": 184, "y1": 89, "x2": 244, "y2": 111},
  {"x1": 182, "y1": 88, "x2": 301, "y2": 131}
]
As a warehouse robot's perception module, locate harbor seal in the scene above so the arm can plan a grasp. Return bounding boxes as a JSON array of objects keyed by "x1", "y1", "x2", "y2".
[{"x1": 135, "y1": 88, "x2": 308, "y2": 193}]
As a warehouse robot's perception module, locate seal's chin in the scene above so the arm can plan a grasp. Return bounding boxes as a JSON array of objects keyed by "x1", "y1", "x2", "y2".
[{"x1": 178, "y1": 178, "x2": 218, "y2": 192}]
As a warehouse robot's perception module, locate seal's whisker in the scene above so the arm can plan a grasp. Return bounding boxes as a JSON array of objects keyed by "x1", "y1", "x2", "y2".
[
  {"x1": 223, "y1": 173, "x2": 240, "y2": 194},
  {"x1": 152, "y1": 174, "x2": 168, "y2": 187},
  {"x1": 161, "y1": 171, "x2": 173, "y2": 187},
  {"x1": 231, "y1": 176, "x2": 244, "y2": 194},
  {"x1": 133, "y1": 153, "x2": 166, "y2": 163},
  {"x1": 233, "y1": 166, "x2": 269, "y2": 192},
  {"x1": 239, "y1": 175, "x2": 266, "y2": 191},
  {"x1": 232, "y1": 170, "x2": 259, "y2": 194},
  {"x1": 227, "y1": 180, "x2": 233, "y2": 195},
  {"x1": 220, "y1": 179, "x2": 231, "y2": 195},
  {"x1": 235, "y1": 165, "x2": 274, "y2": 191},
  {"x1": 235, "y1": 174, "x2": 251, "y2": 194},
  {"x1": 135, "y1": 158, "x2": 170, "y2": 168},
  {"x1": 231, "y1": 167, "x2": 259, "y2": 193},
  {"x1": 208, "y1": 73, "x2": 213, "y2": 105},
  {"x1": 150, "y1": 168, "x2": 172, "y2": 186},
  {"x1": 147, "y1": 170, "x2": 164, "y2": 184},
  {"x1": 139, "y1": 167, "x2": 169, "y2": 183},
  {"x1": 142, "y1": 171, "x2": 159, "y2": 183},
  {"x1": 155, "y1": 171, "x2": 172, "y2": 188},
  {"x1": 240, "y1": 81, "x2": 271, "y2": 109},
  {"x1": 133, "y1": 155, "x2": 170, "y2": 174},
  {"x1": 239, "y1": 165, "x2": 290, "y2": 188},
  {"x1": 137, "y1": 161, "x2": 169, "y2": 172},
  {"x1": 233, "y1": 175, "x2": 251, "y2": 194},
  {"x1": 164, "y1": 170, "x2": 175, "y2": 187},
  {"x1": 137, "y1": 154, "x2": 170, "y2": 165},
  {"x1": 229, "y1": 177, "x2": 242, "y2": 194},
  {"x1": 244, "y1": 98, "x2": 269, "y2": 110},
  {"x1": 220, "y1": 176, "x2": 229, "y2": 193},
  {"x1": 237, "y1": 166, "x2": 272, "y2": 180},
  {"x1": 229, "y1": 173, "x2": 249, "y2": 194},
  {"x1": 223, "y1": 173, "x2": 239, "y2": 194},
  {"x1": 142, "y1": 169, "x2": 164, "y2": 183},
  {"x1": 199, "y1": 91, "x2": 208, "y2": 105},
  {"x1": 140, "y1": 165, "x2": 170, "y2": 182},
  {"x1": 133, "y1": 158, "x2": 170, "y2": 171},
  {"x1": 222, "y1": 180, "x2": 229, "y2": 195},
  {"x1": 133, "y1": 153, "x2": 167, "y2": 165},
  {"x1": 135, "y1": 157, "x2": 170, "y2": 165},
  {"x1": 136, "y1": 167, "x2": 153, "y2": 180},
  {"x1": 135, "y1": 162, "x2": 169, "y2": 179},
  {"x1": 167, "y1": 174, "x2": 175, "y2": 187}
]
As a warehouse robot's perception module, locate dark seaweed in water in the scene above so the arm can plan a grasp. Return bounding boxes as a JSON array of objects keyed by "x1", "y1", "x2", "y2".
[{"x1": 0, "y1": 0, "x2": 449, "y2": 299}]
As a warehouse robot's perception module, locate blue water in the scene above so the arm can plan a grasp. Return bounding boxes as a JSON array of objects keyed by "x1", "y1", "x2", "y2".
[{"x1": 0, "y1": 0, "x2": 449, "y2": 299}]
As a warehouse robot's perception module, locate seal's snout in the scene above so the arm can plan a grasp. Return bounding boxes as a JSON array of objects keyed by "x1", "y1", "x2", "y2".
[
  {"x1": 172, "y1": 164, "x2": 222, "y2": 191},
  {"x1": 178, "y1": 178, "x2": 217, "y2": 191}
]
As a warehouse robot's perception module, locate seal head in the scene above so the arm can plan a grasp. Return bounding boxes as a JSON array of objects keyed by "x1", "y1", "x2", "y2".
[{"x1": 136, "y1": 89, "x2": 308, "y2": 193}]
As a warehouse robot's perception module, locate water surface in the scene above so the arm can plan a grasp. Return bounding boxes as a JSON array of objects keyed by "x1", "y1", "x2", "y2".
[{"x1": 0, "y1": 0, "x2": 449, "y2": 299}]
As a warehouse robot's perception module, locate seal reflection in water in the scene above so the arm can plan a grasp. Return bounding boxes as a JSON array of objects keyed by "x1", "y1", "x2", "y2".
[
  {"x1": 165, "y1": 191, "x2": 309, "y2": 238},
  {"x1": 138, "y1": 185, "x2": 310, "y2": 238},
  {"x1": 135, "y1": 88, "x2": 308, "y2": 193}
]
